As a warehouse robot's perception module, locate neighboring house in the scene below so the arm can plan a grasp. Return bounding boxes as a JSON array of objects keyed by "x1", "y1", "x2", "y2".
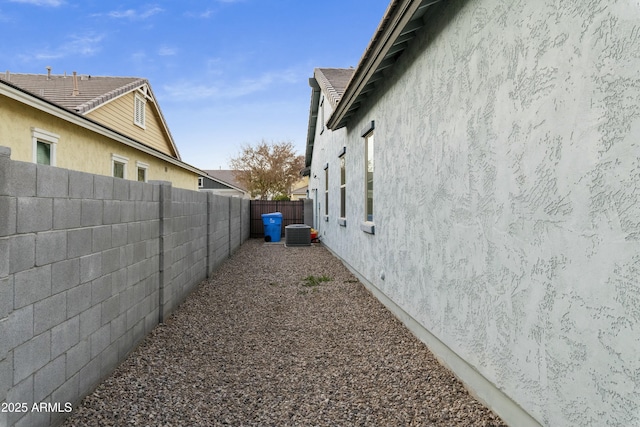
[
  {"x1": 0, "y1": 70, "x2": 202, "y2": 189},
  {"x1": 290, "y1": 176, "x2": 310, "y2": 200},
  {"x1": 306, "y1": 1, "x2": 640, "y2": 427},
  {"x1": 290, "y1": 185, "x2": 308, "y2": 201},
  {"x1": 199, "y1": 169, "x2": 250, "y2": 198}
]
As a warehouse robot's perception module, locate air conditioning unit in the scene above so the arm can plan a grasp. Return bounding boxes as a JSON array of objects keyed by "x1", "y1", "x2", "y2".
[{"x1": 285, "y1": 224, "x2": 311, "y2": 247}]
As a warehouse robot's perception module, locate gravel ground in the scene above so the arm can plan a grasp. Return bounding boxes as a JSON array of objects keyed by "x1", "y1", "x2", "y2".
[{"x1": 63, "y1": 239, "x2": 506, "y2": 427}]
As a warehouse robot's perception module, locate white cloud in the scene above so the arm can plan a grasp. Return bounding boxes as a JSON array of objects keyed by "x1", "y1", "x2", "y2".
[
  {"x1": 7, "y1": 0, "x2": 64, "y2": 6},
  {"x1": 106, "y1": 5, "x2": 163, "y2": 20},
  {"x1": 25, "y1": 33, "x2": 104, "y2": 60},
  {"x1": 163, "y1": 68, "x2": 304, "y2": 101},
  {"x1": 184, "y1": 9, "x2": 215, "y2": 19},
  {"x1": 158, "y1": 46, "x2": 178, "y2": 56}
]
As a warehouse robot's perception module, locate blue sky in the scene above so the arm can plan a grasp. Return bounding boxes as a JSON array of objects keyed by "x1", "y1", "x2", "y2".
[{"x1": 0, "y1": 0, "x2": 390, "y2": 169}]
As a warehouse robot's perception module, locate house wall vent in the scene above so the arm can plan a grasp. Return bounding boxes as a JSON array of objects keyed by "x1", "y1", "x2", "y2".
[{"x1": 285, "y1": 224, "x2": 311, "y2": 247}]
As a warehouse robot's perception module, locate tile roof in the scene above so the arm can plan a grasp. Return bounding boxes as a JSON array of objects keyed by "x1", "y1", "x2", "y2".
[
  {"x1": 314, "y1": 68, "x2": 355, "y2": 109},
  {"x1": 291, "y1": 185, "x2": 308, "y2": 195},
  {"x1": 0, "y1": 72, "x2": 145, "y2": 113},
  {"x1": 202, "y1": 169, "x2": 248, "y2": 192}
]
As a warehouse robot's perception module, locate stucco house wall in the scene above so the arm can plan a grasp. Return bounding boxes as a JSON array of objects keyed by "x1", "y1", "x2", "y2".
[{"x1": 310, "y1": 0, "x2": 640, "y2": 426}]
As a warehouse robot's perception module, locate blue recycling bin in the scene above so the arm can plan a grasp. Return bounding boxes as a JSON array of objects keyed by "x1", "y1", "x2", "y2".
[{"x1": 261, "y1": 212, "x2": 283, "y2": 242}]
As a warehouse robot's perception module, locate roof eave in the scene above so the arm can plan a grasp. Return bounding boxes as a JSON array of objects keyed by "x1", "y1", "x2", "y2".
[
  {"x1": 202, "y1": 174, "x2": 247, "y2": 194},
  {"x1": 305, "y1": 77, "x2": 322, "y2": 168},
  {"x1": 326, "y1": 0, "x2": 442, "y2": 130}
]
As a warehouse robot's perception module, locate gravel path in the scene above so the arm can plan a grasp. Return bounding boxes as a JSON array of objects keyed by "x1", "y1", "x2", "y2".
[{"x1": 63, "y1": 239, "x2": 506, "y2": 426}]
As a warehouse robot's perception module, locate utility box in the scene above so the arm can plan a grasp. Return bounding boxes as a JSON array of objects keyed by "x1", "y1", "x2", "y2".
[{"x1": 285, "y1": 224, "x2": 311, "y2": 247}]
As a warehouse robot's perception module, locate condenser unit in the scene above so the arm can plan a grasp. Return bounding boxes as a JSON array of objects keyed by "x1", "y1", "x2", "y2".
[{"x1": 285, "y1": 224, "x2": 311, "y2": 247}]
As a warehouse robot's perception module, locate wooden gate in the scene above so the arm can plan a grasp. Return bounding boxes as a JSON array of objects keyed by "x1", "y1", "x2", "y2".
[{"x1": 250, "y1": 200, "x2": 304, "y2": 238}]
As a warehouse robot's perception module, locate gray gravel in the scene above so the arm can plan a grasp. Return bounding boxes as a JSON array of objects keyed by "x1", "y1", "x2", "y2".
[{"x1": 63, "y1": 239, "x2": 506, "y2": 426}]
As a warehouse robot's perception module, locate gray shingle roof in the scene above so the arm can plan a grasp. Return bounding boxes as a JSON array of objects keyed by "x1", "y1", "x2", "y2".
[
  {"x1": 314, "y1": 68, "x2": 355, "y2": 109},
  {"x1": 0, "y1": 72, "x2": 145, "y2": 113},
  {"x1": 202, "y1": 170, "x2": 248, "y2": 192}
]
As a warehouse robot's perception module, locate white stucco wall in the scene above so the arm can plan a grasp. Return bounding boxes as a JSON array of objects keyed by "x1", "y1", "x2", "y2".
[{"x1": 310, "y1": 1, "x2": 640, "y2": 426}]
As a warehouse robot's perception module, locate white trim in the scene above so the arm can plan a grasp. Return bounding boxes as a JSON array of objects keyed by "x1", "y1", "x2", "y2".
[
  {"x1": 112, "y1": 153, "x2": 129, "y2": 179},
  {"x1": 360, "y1": 221, "x2": 375, "y2": 234},
  {"x1": 319, "y1": 96, "x2": 325, "y2": 134},
  {"x1": 134, "y1": 93, "x2": 146, "y2": 128},
  {"x1": 31, "y1": 127, "x2": 59, "y2": 166}
]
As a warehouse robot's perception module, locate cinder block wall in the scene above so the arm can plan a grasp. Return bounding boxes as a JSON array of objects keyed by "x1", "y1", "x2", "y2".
[{"x1": 0, "y1": 147, "x2": 250, "y2": 427}]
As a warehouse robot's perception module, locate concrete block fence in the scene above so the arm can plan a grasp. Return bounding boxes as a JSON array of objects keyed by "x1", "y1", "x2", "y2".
[{"x1": 0, "y1": 146, "x2": 249, "y2": 427}]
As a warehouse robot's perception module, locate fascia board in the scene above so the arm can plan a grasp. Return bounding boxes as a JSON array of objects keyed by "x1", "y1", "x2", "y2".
[
  {"x1": 327, "y1": 0, "x2": 427, "y2": 130},
  {"x1": 305, "y1": 77, "x2": 322, "y2": 167}
]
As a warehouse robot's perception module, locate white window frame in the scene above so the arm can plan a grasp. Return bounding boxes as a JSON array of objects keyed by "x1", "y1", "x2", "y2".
[
  {"x1": 361, "y1": 120, "x2": 375, "y2": 235},
  {"x1": 339, "y1": 147, "x2": 346, "y2": 226},
  {"x1": 319, "y1": 96, "x2": 325, "y2": 134},
  {"x1": 324, "y1": 163, "x2": 329, "y2": 221},
  {"x1": 31, "y1": 127, "x2": 59, "y2": 166},
  {"x1": 134, "y1": 93, "x2": 146, "y2": 128},
  {"x1": 136, "y1": 161, "x2": 149, "y2": 182},
  {"x1": 112, "y1": 154, "x2": 129, "y2": 179}
]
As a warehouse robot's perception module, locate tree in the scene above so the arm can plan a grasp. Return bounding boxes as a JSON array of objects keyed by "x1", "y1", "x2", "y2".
[{"x1": 230, "y1": 140, "x2": 305, "y2": 200}]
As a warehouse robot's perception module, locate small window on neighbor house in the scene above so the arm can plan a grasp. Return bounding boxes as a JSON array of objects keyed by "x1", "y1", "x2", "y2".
[
  {"x1": 136, "y1": 161, "x2": 149, "y2": 182},
  {"x1": 134, "y1": 94, "x2": 146, "y2": 128},
  {"x1": 112, "y1": 154, "x2": 128, "y2": 179},
  {"x1": 113, "y1": 162, "x2": 125, "y2": 179},
  {"x1": 31, "y1": 128, "x2": 59, "y2": 166},
  {"x1": 198, "y1": 177, "x2": 204, "y2": 188},
  {"x1": 36, "y1": 141, "x2": 51, "y2": 165}
]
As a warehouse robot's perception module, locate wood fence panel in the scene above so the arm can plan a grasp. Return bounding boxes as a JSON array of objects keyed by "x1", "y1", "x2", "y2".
[{"x1": 250, "y1": 200, "x2": 304, "y2": 237}]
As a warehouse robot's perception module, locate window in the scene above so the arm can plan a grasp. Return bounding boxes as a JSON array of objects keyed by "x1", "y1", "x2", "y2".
[
  {"x1": 198, "y1": 177, "x2": 204, "y2": 188},
  {"x1": 136, "y1": 161, "x2": 149, "y2": 182},
  {"x1": 324, "y1": 163, "x2": 329, "y2": 220},
  {"x1": 31, "y1": 128, "x2": 59, "y2": 166},
  {"x1": 361, "y1": 120, "x2": 375, "y2": 234},
  {"x1": 320, "y1": 96, "x2": 325, "y2": 134},
  {"x1": 339, "y1": 147, "x2": 346, "y2": 224},
  {"x1": 365, "y1": 132, "x2": 373, "y2": 221},
  {"x1": 37, "y1": 141, "x2": 51, "y2": 165},
  {"x1": 112, "y1": 154, "x2": 129, "y2": 179},
  {"x1": 134, "y1": 94, "x2": 146, "y2": 128}
]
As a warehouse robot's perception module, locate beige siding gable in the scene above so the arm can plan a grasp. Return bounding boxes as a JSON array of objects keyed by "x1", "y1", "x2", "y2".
[{"x1": 85, "y1": 91, "x2": 177, "y2": 158}]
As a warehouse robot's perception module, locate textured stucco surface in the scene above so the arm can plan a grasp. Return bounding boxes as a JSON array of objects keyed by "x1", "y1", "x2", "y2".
[{"x1": 310, "y1": 1, "x2": 640, "y2": 425}]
